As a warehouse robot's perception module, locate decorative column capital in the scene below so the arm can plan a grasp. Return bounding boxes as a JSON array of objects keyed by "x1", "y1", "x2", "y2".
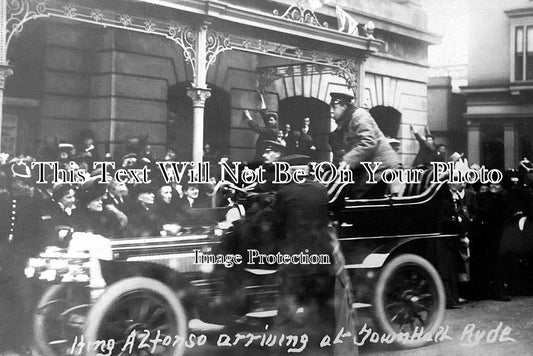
[
  {"x1": 0, "y1": 64, "x2": 13, "y2": 89},
  {"x1": 187, "y1": 87, "x2": 211, "y2": 107}
]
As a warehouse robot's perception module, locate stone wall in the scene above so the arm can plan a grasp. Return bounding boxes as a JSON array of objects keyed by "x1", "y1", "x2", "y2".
[
  {"x1": 25, "y1": 15, "x2": 431, "y2": 165},
  {"x1": 39, "y1": 20, "x2": 184, "y2": 158},
  {"x1": 39, "y1": 21, "x2": 92, "y2": 146},
  {"x1": 365, "y1": 55, "x2": 429, "y2": 167}
]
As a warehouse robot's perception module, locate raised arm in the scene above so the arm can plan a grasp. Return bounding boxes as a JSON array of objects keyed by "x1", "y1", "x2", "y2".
[
  {"x1": 258, "y1": 93, "x2": 271, "y2": 121},
  {"x1": 410, "y1": 124, "x2": 424, "y2": 144},
  {"x1": 243, "y1": 109, "x2": 264, "y2": 134}
]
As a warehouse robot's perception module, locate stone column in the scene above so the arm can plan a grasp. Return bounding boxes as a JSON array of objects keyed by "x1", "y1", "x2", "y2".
[
  {"x1": 0, "y1": 0, "x2": 13, "y2": 150},
  {"x1": 187, "y1": 88, "x2": 211, "y2": 162},
  {"x1": 186, "y1": 21, "x2": 211, "y2": 162},
  {"x1": 466, "y1": 121, "x2": 481, "y2": 165},
  {"x1": 503, "y1": 122, "x2": 518, "y2": 170}
]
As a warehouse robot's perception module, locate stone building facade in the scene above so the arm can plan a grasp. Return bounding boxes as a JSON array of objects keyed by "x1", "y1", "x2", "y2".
[
  {"x1": 1, "y1": 0, "x2": 438, "y2": 166},
  {"x1": 464, "y1": 0, "x2": 533, "y2": 170}
]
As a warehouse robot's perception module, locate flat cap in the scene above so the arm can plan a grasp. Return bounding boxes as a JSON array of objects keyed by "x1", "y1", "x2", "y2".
[
  {"x1": 262, "y1": 140, "x2": 285, "y2": 153},
  {"x1": 280, "y1": 154, "x2": 311, "y2": 166},
  {"x1": 330, "y1": 92, "x2": 354, "y2": 105}
]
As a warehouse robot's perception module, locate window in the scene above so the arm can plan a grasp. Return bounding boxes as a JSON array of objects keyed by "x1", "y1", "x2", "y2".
[
  {"x1": 514, "y1": 25, "x2": 533, "y2": 81},
  {"x1": 515, "y1": 27, "x2": 523, "y2": 80}
]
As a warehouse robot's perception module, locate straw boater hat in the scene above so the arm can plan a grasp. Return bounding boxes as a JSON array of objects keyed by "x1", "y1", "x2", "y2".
[{"x1": 449, "y1": 152, "x2": 464, "y2": 162}]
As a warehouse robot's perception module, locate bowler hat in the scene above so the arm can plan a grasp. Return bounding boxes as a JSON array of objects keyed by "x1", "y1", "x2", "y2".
[
  {"x1": 263, "y1": 112, "x2": 278, "y2": 121},
  {"x1": 182, "y1": 181, "x2": 200, "y2": 190},
  {"x1": 79, "y1": 129, "x2": 95, "y2": 140},
  {"x1": 131, "y1": 183, "x2": 157, "y2": 197},
  {"x1": 449, "y1": 152, "x2": 464, "y2": 162},
  {"x1": 77, "y1": 181, "x2": 106, "y2": 206},
  {"x1": 52, "y1": 184, "x2": 75, "y2": 202},
  {"x1": 330, "y1": 92, "x2": 354, "y2": 106}
]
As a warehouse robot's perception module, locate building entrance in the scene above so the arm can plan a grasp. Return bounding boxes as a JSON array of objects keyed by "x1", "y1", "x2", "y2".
[
  {"x1": 168, "y1": 83, "x2": 230, "y2": 160},
  {"x1": 278, "y1": 96, "x2": 331, "y2": 161}
]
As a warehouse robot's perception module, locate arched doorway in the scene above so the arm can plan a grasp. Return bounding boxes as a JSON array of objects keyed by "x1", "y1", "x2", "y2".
[
  {"x1": 167, "y1": 83, "x2": 231, "y2": 160},
  {"x1": 369, "y1": 105, "x2": 402, "y2": 139},
  {"x1": 278, "y1": 96, "x2": 331, "y2": 161},
  {"x1": 481, "y1": 125, "x2": 504, "y2": 170}
]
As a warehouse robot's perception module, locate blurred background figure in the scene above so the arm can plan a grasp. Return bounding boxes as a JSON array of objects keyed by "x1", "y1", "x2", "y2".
[
  {"x1": 74, "y1": 180, "x2": 126, "y2": 238},
  {"x1": 76, "y1": 129, "x2": 99, "y2": 169},
  {"x1": 154, "y1": 184, "x2": 182, "y2": 227},
  {"x1": 126, "y1": 184, "x2": 160, "y2": 237},
  {"x1": 411, "y1": 125, "x2": 435, "y2": 168},
  {"x1": 434, "y1": 144, "x2": 447, "y2": 162}
]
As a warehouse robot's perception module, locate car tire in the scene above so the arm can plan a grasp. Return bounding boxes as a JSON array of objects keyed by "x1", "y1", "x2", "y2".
[
  {"x1": 373, "y1": 254, "x2": 445, "y2": 348},
  {"x1": 33, "y1": 284, "x2": 90, "y2": 356},
  {"x1": 84, "y1": 277, "x2": 187, "y2": 356}
]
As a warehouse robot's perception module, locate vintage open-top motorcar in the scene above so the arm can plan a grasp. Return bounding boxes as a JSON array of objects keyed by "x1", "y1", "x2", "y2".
[{"x1": 26, "y1": 177, "x2": 453, "y2": 356}]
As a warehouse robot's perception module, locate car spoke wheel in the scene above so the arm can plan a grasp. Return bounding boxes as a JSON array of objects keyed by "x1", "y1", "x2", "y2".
[
  {"x1": 85, "y1": 277, "x2": 187, "y2": 356},
  {"x1": 33, "y1": 284, "x2": 90, "y2": 356},
  {"x1": 373, "y1": 254, "x2": 445, "y2": 348}
]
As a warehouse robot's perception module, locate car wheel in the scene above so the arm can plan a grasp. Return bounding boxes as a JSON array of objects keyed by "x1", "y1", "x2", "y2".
[
  {"x1": 373, "y1": 254, "x2": 445, "y2": 348},
  {"x1": 84, "y1": 277, "x2": 187, "y2": 356},
  {"x1": 33, "y1": 284, "x2": 90, "y2": 356}
]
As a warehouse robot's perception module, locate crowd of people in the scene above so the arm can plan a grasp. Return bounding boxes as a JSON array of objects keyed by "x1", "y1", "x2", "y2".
[
  {"x1": 0, "y1": 130, "x2": 230, "y2": 353},
  {"x1": 244, "y1": 93, "x2": 317, "y2": 161},
  {"x1": 408, "y1": 127, "x2": 533, "y2": 306},
  {"x1": 449, "y1": 159, "x2": 533, "y2": 304},
  {"x1": 1, "y1": 89, "x2": 532, "y2": 354}
]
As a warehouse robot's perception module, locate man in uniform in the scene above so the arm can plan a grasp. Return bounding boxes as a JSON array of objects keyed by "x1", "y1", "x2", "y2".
[
  {"x1": 0, "y1": 160, "x2": 43, "y2": 353},
  {"x1": 328, "y1": 92, "x2": 399, "y2": 199}
]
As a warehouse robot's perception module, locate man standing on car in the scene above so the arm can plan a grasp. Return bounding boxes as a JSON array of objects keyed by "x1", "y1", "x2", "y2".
[{"x1": 328, "y1": 92, "x2": 399, "y2": 199}]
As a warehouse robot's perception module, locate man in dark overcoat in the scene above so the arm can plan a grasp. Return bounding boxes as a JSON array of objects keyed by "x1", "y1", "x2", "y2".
[
  {"x1": 0, "y1": 161, "x2": 44, "y2": 353},
  {"x1": 126, "y1": 183, "x2": 161, "y2": 237},
  {"x1": 273, "y1": 155, "x2": 358, "y2": 355},
  {"x1": 328, "y1": 92, "x2": 399, "y2": 199}
]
